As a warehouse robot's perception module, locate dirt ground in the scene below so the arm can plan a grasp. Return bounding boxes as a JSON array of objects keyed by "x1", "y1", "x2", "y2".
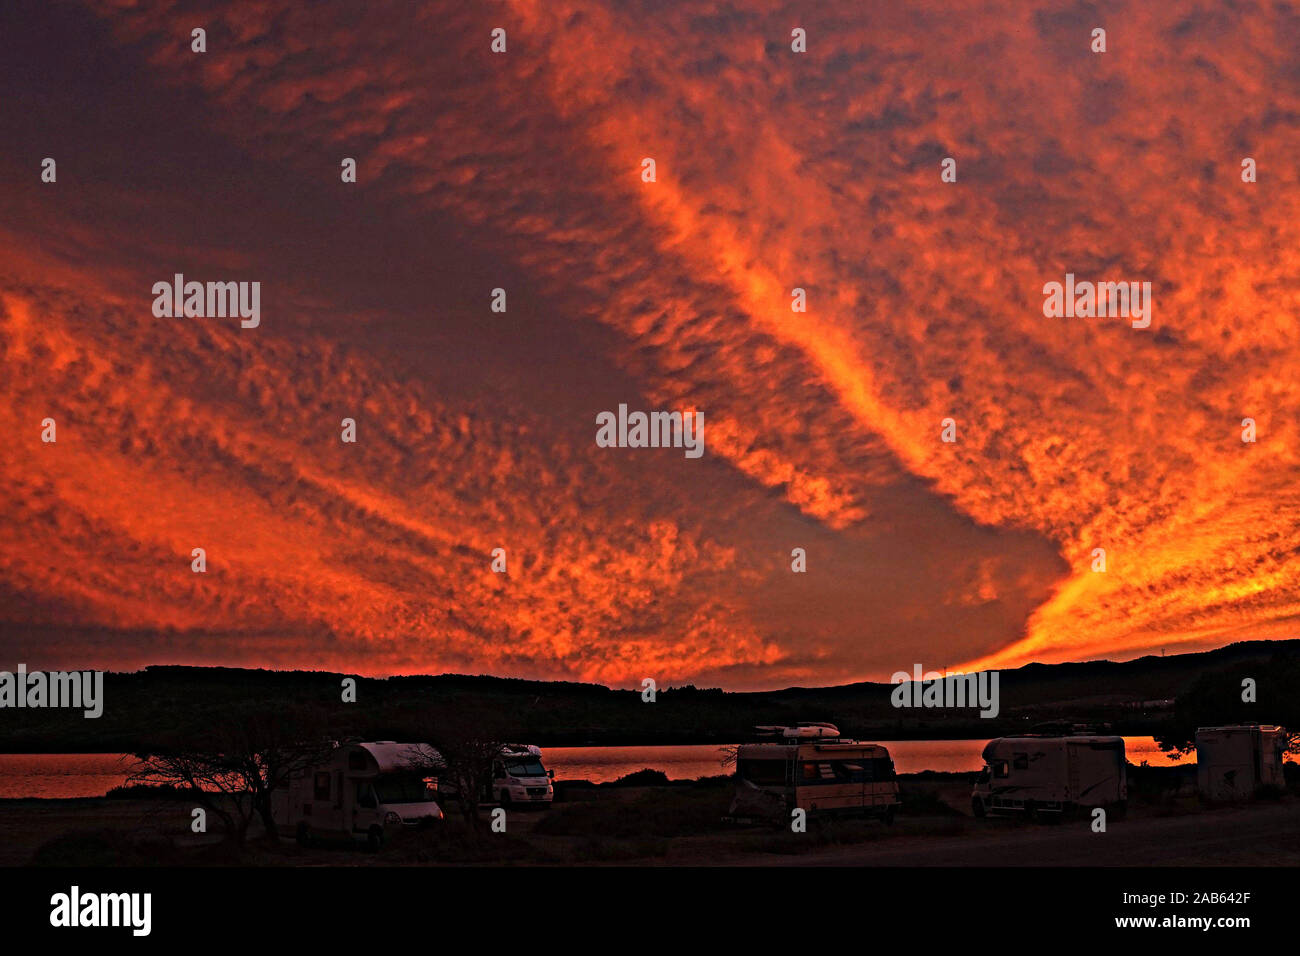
[
  {"x1": 3, "y1": 774, "x2": 1297, "y2": 867},
  {"x1": 719, "y1": 801, "x2": 1300, "y2": 867}
]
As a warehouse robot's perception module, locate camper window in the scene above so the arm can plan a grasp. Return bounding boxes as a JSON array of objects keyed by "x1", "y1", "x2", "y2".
[
  {"x1": 821, "y1": 758, "x2": 895, "y2": 783},
  {"x1": 374, "y1": 773, "x2": 435, "y2": 804},
  {"x1": 992, "y1": 760, "x2": 1009, "y2": 779},
  {"x1": 504, "y1": 757, "x2": 546, "y2": 778},
  {"x1": 357, "y1": 783, "x2": 377, "y2": 809},
  {"x1": 737, "y1": 760, "x2": 786, "y2": 786},
  {"x1": 801, "y1": 762, "x2": 836, "y2": 781},
  {"x1": 313, "y1": 772, "x2": 331, "y2": 801}
]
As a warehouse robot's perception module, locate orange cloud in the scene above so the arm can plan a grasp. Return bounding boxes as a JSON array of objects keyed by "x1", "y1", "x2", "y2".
[{"x1": 0, "y1": 0, "x2": 1294, "y2": 686}]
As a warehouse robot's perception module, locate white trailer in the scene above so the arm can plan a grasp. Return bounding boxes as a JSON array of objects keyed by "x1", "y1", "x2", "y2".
[
  {"x1": 490, "y1": 743, "x2": 554, "y2": 808},
  {"x1": 271, "y1": 741, "x2": 443, "y2": 850},
  {"x1": 972, "y1": 734, "x2": 1127, "y2": 820},
  {"x1": 1196, "y1": 724, "x2": 1287, "y2": 801}
]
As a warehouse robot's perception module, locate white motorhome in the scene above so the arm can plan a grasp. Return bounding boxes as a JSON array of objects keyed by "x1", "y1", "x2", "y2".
[
  {"x1": 1196, "y1": 724, "x2": 1287, "y2": 801},
  {"x1": 271, "y1": 741, "x2": 443, "y2": 850},
  {"x1": 730, "y1": 723, "x2": 900, "y2": 823},
  {"x1": 491, "y1": 744, "x2": 554, "y2": 808},
  {"x1": 972, "y1": 734, "x2": 1127, "y2": 820}
]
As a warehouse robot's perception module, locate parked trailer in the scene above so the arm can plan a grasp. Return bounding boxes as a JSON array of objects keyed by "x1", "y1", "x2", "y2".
[
  {"x1": 1196, "y1": 724, "x2": 1287, "y2": 801},
  {"x1": 490, "y1": 743, "x2": 554, "y2": 808},
  {"x1": 730, "y1": 724, "x2": 900, "y2": 823},
  {"x1": 972, "y1": 734, "x2": 1127, "y2": 821},
  {"x1": 271, "y1": 741, "x2": 443, "y2": 850},
  {"x1": 434, "y1": 743, "x2": 555, "y2": 808}
]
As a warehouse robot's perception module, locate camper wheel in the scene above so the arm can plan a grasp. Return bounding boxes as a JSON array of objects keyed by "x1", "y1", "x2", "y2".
[
  {"x1": 971, "y1": 797, "x2": 986, "y2": 818},
  {"x1": 366, "y1": 825, "x2": 385, "y2": 853},
  {"x1": 295, "y1": 823, "x2": 313, "y2": 848},
  {"x1": 881, "y1": 806, "x2": 896, "y2": 826}
]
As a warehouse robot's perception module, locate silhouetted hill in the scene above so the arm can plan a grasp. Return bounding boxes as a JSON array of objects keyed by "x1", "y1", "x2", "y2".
[{"x1": 1, "y1": 640, "x2": 1295, "y2": 752}]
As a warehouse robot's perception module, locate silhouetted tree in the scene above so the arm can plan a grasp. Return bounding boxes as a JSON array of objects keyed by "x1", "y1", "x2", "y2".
[
  {"x1": 127, "y1": 704, "x2": 332, "y2": 846},
  {"x1": 406, "y1": 707, "x2": 510, "y2": 836},
  {"x1": 1156, "y1": 651, "x2": 1300, "y2": 754}
]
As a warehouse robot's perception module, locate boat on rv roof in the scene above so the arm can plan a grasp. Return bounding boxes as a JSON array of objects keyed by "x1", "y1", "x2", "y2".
[{"x1": 754, "y1": 722, "x2": 841, "y2": 739}]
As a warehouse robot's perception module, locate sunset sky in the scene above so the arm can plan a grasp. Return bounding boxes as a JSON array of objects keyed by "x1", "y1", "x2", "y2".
[{"x1": 0, "y1": 0, "x2": 1297, "y2": 689}]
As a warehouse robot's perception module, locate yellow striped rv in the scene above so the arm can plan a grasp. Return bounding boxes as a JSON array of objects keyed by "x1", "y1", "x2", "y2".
[{"x1": 729, "y1": 723, "x2": 900, "y2": 823}]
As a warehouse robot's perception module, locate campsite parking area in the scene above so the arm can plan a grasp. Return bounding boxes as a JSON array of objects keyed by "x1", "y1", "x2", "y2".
[{"x1": 7, "y1": 770, "x2": 1300, "y2": 867}]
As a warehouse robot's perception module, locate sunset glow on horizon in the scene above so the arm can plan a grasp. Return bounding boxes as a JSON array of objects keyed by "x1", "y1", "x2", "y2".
[{"x1": 1, "y1": 0, "x2": 1298, "y2": 689}]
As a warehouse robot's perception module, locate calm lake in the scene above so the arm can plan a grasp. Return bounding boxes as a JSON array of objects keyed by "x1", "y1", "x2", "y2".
[{"x1": 0, "y1": 737, "x2": 1190, "y2": 799}]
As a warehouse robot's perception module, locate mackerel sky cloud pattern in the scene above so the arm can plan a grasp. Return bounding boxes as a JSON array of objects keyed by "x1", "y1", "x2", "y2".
[{"x1": 0, "y1": 0, "x2": 1296, "y2": 688}]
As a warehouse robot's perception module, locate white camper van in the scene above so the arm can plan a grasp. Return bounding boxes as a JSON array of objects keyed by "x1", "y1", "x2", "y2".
[
  {"x1": 491, "y1": 744, "x2": 554, "y2": 808},
  {"x1": 1196, "y1": 724, "x2": 1287, "y2": 801},
  {"x1": 972, "y1": 734, "x2": 1127, "y2": 820},
  {"x1": 730, "y1": 723, "x2": 900, "y2": 823},
  {"x1": 271, "y1": 741, "x2": 443, "y2": 850}
]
